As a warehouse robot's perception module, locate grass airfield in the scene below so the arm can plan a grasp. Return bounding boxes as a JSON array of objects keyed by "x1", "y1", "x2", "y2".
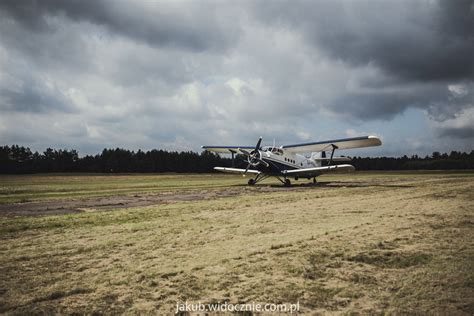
[{"x1": 0, "y1": 172, "x2": 473, "y2": 314}]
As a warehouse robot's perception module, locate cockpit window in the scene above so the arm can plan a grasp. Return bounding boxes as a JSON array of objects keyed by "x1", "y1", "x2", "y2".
[
  {"x1": 271, "y1": 148, "x2": 283, "y2": 155},
  {"x1": 263, "y1": 146, "x2": 283, "y2": 155}
]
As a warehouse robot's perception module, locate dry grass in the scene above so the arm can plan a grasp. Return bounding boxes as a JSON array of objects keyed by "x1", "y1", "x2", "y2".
[{"x1": 0, "y1": 171, "x2": 473, "y2": 314}]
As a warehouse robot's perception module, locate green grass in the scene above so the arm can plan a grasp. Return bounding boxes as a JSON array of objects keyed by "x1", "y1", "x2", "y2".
[
  {"x1": 0, "y1": 172, "x2": 473, "y2": 314},
  {"x1": 1, "y1": 171, "x2": 472, "y2": 204},
  {"x1": 0, "y1": 173, "x2": 250, "y2": 204}
]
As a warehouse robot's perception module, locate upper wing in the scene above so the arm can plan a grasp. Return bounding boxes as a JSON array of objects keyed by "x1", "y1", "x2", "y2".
[
  {"x1": 213, "y1": 167, "x2": 260, "y2": 175},
  {"x1": 283, "y1": 164, "x2": 355, "y2": 177},
  {"x1": 282, "y1": 136, "x2": 381, "y2": 153},
  {"x1": 202, "y1": 146, "x2": 255, "y2": 153}
]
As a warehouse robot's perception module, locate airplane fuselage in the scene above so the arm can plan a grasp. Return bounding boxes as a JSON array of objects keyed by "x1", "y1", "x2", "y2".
[{"x1": 253, "y1": 147, "x2": 318, "y2": 175}]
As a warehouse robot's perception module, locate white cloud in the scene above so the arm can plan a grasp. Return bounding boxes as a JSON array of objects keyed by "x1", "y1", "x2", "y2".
[{"x1": 448, "y1": 84, "x2": 469, "y2": 98}]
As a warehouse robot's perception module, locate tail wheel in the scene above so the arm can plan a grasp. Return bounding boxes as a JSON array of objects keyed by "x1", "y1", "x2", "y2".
[
  {"x1": 284, "y1": 179, "x2": 291, "y2": 187},
  {"x1": 248, "y1": 179, "x2": 256, "y2": 186}
]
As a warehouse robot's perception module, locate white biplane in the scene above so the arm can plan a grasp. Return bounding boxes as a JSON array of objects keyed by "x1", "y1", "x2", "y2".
[{"x1": 202, "y1": 136, "x2": 382, "y2": 186}]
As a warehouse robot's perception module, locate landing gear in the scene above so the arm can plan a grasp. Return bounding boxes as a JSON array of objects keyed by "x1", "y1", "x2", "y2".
[
  {"x1": 313, "y1": 177, "x2": 317, "y2": 184},
  {"x1": 284, "y1": 179, "x2": 292, "y2": 187},
  {"x1": 247, "y1": 173, "x2": 270, "y2": 186}
]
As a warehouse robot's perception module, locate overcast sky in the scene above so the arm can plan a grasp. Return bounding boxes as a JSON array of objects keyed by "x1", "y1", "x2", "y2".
[{"x1": 0, "y1": 0, "x2": 473, "y2": 157}]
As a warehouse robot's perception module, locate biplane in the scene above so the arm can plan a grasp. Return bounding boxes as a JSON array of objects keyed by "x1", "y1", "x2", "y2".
[{"x1": 202, "y1": 136, "x2": 382, "y2": 186}]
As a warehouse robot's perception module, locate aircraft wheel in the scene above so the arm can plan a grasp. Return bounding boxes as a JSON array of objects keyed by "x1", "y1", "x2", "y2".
[
  {"x1": 313, "y1": 177, "x2": 317, "y2": 184},
  {"x1": 248, "y1": 179, "x2": 256, "y2": 186},
  {"x1": 284, "y1": 179, "x2": 291, "y2": 187}
]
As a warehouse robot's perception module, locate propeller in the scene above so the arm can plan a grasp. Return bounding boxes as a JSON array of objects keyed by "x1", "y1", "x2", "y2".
[{"x1": 239, "y1": 137, "x2": 269, "y2": 175}]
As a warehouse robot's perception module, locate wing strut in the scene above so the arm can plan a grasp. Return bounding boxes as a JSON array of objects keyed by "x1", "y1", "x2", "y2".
[
  {"x1": 229, "y1": 149, "x2": 237, "y2": 167},
  {"x1": 329, "y1": 144, "x2": 338, "y2": 166}
]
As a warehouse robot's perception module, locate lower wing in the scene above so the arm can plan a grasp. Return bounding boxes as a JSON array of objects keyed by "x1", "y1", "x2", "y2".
[
  {"x1": 202, "y1": 146, "x2": 255, "y2": 153},
  {"x1": 214, "y1": 167, "x2": 260, "y2": 175},
  {"x1": 282, "y1": 164, "x2": 355, "y2": 177}
]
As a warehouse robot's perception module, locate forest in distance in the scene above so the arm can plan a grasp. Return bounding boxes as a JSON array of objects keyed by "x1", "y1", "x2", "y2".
[{"x1": 1, "y1": 145, "x2": 474, "y2": 174}]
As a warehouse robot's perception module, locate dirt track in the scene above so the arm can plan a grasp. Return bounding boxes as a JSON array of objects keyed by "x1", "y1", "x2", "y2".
[
  {"x1": 0, "y1": 178, "x2": 415, "y2": 217},
  {"x1": 0, "y1": 188, "x2": 242, "y2": 216}
]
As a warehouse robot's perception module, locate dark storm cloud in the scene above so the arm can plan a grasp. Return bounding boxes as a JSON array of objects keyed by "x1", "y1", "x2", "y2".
[
  {"x1": 317, "y1": 0, "x2": 474, "y2": 82},
  {"x1": 0, "y1": 82, "x2": 75, "y2": 113},
  {"x1": 439, "y1": 126, "x2": 474, "y2": 139},
  {"x1": 253, "y1": 0, "x2": 474, "y2": 82},
  {"x1": 250, "y1": 0, "x2": 474, "y2": 132},
  {"x1": 330, "y1": 85, "x2": 445, "y2": 120},
  {"x1": 0, "y1": 0, "x2": 238, "y2": 52},
  {"x1": 330, "y1": 80, "x2": 474, "y2": 121},
  {"x1": 0, "y1": 39, "x2": 78, "y2": 114}
]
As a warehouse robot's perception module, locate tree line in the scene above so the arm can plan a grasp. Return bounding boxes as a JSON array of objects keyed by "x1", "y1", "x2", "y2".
[
  {"x1": 351, "y1": 151, "x2": 474, "y2": 170},
  {"x1": 1, "y1": 145, "x2": 473, "y2": 174},
  {"x1": 0, "y1": 145, "x2": 228, "y2": 174}
]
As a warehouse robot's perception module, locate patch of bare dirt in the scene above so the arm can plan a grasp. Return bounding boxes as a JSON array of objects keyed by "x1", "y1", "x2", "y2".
[{"x1": 0, "y1": 188, "x2": 243, "y2": 217}]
